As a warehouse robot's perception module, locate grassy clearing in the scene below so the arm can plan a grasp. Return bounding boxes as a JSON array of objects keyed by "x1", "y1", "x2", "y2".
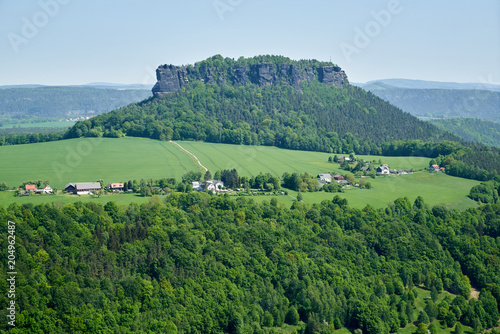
[
  {"x1": 0, "y1": 137, "x2": 202, "y2": 189},
  {"x1": 177, "y1": 141, "x2": 431, "y2": 176},
  {"x1": 243, "y1": 173, "x2": 478, "y2": 210},
  {"x1": 0, "y1": 138, "x2": 479, "y2": 208}
]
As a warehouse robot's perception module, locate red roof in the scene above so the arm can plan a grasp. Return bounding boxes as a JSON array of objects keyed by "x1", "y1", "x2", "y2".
[
  {"x1": 108, "y1": 183, "x2": 124, "y2": 188},
  {"x1": 432, "y1": 164, "x2": 439, "y2": 169},
  {"x1": 25, "y1": 184, "x2": 36, "y2": 191}
]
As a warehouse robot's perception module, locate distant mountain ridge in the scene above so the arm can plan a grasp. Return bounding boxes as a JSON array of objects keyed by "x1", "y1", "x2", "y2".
[
  {"x1": 355, "y1": 78, "x2": 500, "y2": 92},
  {"x1": 354, "y1": 80, "x2": 500, "y2": 122},
  {"x1": 0, "y1": 86, "x2": 152, "y2": 121},
  {"x1": 0, "y1": 83, "x2": 153, "y2": 90}
]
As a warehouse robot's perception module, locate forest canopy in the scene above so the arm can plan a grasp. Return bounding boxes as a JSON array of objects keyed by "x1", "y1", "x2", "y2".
[{"x1": 1, "y1": 193, "x2": 499, "y2": 333}]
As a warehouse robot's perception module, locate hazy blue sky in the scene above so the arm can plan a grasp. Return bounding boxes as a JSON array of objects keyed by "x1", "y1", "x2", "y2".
[{"x1": 1, "y1": 0, "x2": 498, "y2": 85}]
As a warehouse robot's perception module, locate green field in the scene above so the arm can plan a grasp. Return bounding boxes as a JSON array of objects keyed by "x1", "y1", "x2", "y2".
[
  {"x1": 177, "y1": 141, "x2": 431, "y2": 176},
  {"x1": 0, "y1": 137, "x2": 203, "y2": 189},
  {"x1": 0, "y1": 137, "x2": 480, "y2": 209}
]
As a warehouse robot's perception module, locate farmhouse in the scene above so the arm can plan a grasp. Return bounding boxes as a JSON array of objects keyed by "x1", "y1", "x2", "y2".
[
  {"x1": 317, "y1": 174, "x2": 332, "y2": 183},
  {"x1": 106, "y1": 183, "x2": 124, "y2": 192},
  {"x1": 25, "y1": 184, "x2": 37, "y2": 192},
  {"x1": 376, "y1": 166, "x2": 390, "y2": 175},
  {"x1": 191, "y1": 180, "x2": 225, "y2": 192},
  {"x1": 202, "y1": 180, "x2": 224, "y2": 192},
  {"x1": 430, "y1": 164, "x2": 440, "y2": 171},
  {"x1": 333, "y1": 174, "x2": 345, "y2": 181},
  {"x1": 36, "y1": 185, "x2": 53, "y2": 194},
  {"x1": 65, "y1": 182, "x2": 101, "y2": 195}
]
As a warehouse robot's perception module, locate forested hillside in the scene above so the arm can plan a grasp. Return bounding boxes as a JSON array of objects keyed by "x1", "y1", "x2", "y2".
[
  {"x1": 359, "y1": 82, "x2": 500, "y2": 122},
  {"x1": 1, "y1": 194, "x2": 499, "y2": 333},
  {"x1": 64, "y1": 56, "x2": 458, "y2": 154},
  {"x1": 0, "y1": 87, "x2": 151, "y2": 123},
  {"x1": 429, "y1": 118, "x2": 500, "y2": 148}
]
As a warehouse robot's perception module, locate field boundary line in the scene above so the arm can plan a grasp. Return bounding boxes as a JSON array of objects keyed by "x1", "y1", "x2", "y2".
[{"x1": 170, "y1": 140, "x2": 208, "y2": 172}]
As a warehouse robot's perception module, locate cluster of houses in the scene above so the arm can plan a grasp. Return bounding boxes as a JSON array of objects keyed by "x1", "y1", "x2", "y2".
[
  {"x1": 317, "y1": 173, "x2": 350, "y2": 186},
  {"x1": 430, "y1": 164, "x2": 445, "y2": 172},
  {"x1": 317, "y1": 164, "x2": 412, "y2": 186},
  {"x1": 376, "y1": 165, "x2": 412, "y2": 175},
  {"x1": 63, "y1": 182, "x2": 124, "y2": 195},
  {"x1": 22, "y1": 182, "x2": 126, "y2": 196},
  {"x1": 191, "y1": 180, "x2": 225, "y2": 192},
  {"x1": 23, "y1": 184, "x2": 53, "y2": 194}
]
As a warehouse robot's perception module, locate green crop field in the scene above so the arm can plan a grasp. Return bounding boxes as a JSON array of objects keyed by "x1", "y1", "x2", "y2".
[
  {"x1": 0, "y1": 137, "x2": 203, "y2": 189},
  {"x1": 177, "y1": 141, "x2": 431, "y2": 176},
  {"x1": 0, "y1": 137, "x2": 480, "y2": 209}
]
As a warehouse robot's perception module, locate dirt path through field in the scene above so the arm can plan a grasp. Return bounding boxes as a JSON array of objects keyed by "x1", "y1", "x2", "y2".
[{"x1": 170, "y1": 141, "x2": 208, "y2": 172}]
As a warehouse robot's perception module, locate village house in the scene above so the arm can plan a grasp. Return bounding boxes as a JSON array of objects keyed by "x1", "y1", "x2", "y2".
[
  {"x1": 430, "y1": 164, "x2": 440, "y2": 172},
  {"x1": 65, "y1": 182, "x2": 101, "y2": 195},
  {"x1": 36, "y1": 185, "x2": 53, "y2": 194},
  {"x1": 317, "y1": 173, "x2": 332, "y2": 183},
  {"x1": 333, "y1": 174, "x2": 345, "y2": 181},
  {"x1": 25, "y1": 184, "x2": 37, "y2": 192},
  {"x1": 202, "y1": 180, "x2": 224, "y2": 192},
  {"x1": 192, "y1": 180, "x2": 225, "y2": 192},
  {"x1": 106, "y1": 183, "x2": 124, "y2": 192},
  {"x1": 376, "y1": 166, "x2": 390, "y2": 175}
]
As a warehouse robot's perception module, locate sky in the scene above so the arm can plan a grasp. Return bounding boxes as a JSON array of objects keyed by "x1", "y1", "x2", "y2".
[{"x1": 0, "y1": 0, "x2": 499, "y2": 86}]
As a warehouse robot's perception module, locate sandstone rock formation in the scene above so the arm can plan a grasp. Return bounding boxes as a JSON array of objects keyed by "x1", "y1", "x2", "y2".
[{"x1": 152, "y1": 57, "x2": 348, "y2": 97}]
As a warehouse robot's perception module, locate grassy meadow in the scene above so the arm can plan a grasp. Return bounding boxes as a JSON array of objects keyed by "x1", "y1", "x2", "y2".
[{"x1": 0, "y1": 137, "x2": 480, "y2": 209}]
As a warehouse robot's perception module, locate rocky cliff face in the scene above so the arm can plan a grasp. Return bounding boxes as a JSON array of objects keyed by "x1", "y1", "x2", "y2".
[{"x1": 152, "y1": 58, "x2": 348, "y2": 97}]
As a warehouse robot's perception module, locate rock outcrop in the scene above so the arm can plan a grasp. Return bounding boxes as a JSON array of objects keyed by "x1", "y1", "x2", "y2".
[{"x1": 152, "y1": 57, "x2": 348, "y2": 97}]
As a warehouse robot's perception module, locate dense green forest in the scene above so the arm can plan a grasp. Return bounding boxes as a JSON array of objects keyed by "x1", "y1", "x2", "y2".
[
  {"x1": 0, "y1": 87, "x2": 151, "y2": 122},
  {"x1": 428, "y1": 118, "x2": 500, "y2": 148},
  {"x1": 1, "y1": 193, "x2": 499, "y2": 333},
  {"x1": 360, "y1": 82, "x2": 500, "y2": 122}
]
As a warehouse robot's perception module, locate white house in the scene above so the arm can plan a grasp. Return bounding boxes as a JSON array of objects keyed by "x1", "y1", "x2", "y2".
[
  {"x1": 376, "y1": 166, "x2": 390, "y2": 175},
  {"x1": 41, "y1": 185, "x2": 52, "y2": 194},
  {"x1": 65, "y1": 182, "x2": 101, "y2": 195},
  {"x1": 317, "y1": 174, "x2": 332, "y2": 183},
  {"x1": 202, "y1": 180, "x2": 224, "y2": 192}
]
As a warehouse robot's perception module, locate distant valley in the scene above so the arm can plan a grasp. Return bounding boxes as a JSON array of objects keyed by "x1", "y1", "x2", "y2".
[
  {"x1": 354, "y1": 79, "x2": 500, "y2": 122},
  {"x1": 0, "y1": 84, "x2": 151, "y2": 134}
]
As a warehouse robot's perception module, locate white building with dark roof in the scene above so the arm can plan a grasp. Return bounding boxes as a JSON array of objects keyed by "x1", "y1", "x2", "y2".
[{"x1": 65, "y1": 182, "x2": 101, "y2": 195}]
